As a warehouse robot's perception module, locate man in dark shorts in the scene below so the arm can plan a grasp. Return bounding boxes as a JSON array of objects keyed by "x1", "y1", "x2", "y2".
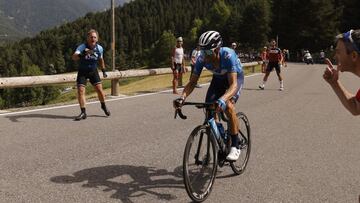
[
  {"x1": 259, "y1": 39, "x2": 284, "y2": 91},
  {"x1": 72, "y1": 29, "x2": 110, "y2": 121},
  {"x1": 171, "y1": 37, "x2": 185, "y2": 94}
]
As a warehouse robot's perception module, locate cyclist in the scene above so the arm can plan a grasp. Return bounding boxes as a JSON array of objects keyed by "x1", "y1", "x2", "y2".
[
  {"x1": 259, "y1": 39, "x2": 284, "y2": 91},
  {"x1": 72, "y1": 29, "x2": 110, "y2": 121},
  {"x1": 323, "y1": 29, "x2": 360, "y2": 116},
  {"x1": 174, "y1": 31, "x2": 244, "y2": 161},
  {"x1": 303, "y1": 50, "x2": 314, "y2": 65}
]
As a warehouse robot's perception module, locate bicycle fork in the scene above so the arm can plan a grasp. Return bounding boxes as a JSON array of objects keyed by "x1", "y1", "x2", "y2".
[{"x1": 194, "y1": 128, "x2": 212, "y2": 166}]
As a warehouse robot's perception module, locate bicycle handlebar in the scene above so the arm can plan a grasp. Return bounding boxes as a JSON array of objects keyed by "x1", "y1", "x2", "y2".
[{"x1": 174, "y1": 102, "x2": 228, "y2": 122}]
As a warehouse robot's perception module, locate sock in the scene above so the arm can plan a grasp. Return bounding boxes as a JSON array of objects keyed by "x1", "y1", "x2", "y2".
[
  {"x1": 231, "y1": 134, "x2": 240, "y2": 149},
  {"x1": 262, "y1": 81, "x2": 266, "y2": 86},
  {"x1": 101, "y1": 102, "x2": 106, "y2": 110},
  {"x1": 81, "y1": 107, "x2": 86, "y2": 114},
  {"x1": 280, "y1": 80, "x2": 284, "y2": 87}
]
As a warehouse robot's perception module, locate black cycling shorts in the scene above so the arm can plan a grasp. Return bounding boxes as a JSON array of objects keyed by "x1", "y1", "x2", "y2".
[
  {"x1": 205, "y1": 74, "x2": 244, "y2": 103},
  {"x1": 173, "y1": 63, "x2": 183, "y2": 73},
  {"x1": 76, "y1": 69, "x2": 101, "y2": 86},
  {"x1": 266, "y1": 62, "x2": 281, "y2": 73}
]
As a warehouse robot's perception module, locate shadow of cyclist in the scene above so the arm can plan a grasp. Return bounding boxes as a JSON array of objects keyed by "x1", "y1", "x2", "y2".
[{"x1": 50, "y1": 165, "x2": 184, "y2": 202}]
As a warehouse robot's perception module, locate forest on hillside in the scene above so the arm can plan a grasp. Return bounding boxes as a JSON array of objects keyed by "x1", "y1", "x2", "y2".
[{"x1": 0, "y1": 0, "x2": 359, "y2": 108}]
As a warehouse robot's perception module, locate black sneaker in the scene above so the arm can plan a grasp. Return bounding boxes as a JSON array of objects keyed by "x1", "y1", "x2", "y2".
[
  {"x1": 102, "y1": 107, "x2": 111, "y2": 116},
  {"x1": 74, "y1": 112, "x2": 87, "y2": 121}
]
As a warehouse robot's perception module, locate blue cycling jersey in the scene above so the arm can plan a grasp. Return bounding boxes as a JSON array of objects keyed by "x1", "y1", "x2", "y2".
[
  {"x1": 193, "y1": 47, "x2": 243, "y2": 78},
  {"x1": 75, "y1": 43, "x2": 103, "y2": 71}
]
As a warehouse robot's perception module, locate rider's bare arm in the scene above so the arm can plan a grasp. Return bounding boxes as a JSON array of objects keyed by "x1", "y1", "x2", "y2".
[
  {"x1": 221, "y1": 72, "x2": 238, "y2": 102},
  {"x1": 181, "y1": 74, "x2": 199, "y2": 99}
]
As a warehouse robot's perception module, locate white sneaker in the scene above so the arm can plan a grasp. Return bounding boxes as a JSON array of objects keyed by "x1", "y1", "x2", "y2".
[
  {"x1": 279, "y1": 86, "x2": 284, "y2": 91},
  {"x1": 226, "y1": 147, "x2": 241, "y2": 161},
  {"x1": 259, "y1": 84, "x2": 265, "y2": 90}
]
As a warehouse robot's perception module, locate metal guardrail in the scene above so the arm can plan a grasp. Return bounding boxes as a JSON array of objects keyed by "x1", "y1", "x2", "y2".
[{"x1": 0, "y1": 62, "x2": 261, "y2": 89}]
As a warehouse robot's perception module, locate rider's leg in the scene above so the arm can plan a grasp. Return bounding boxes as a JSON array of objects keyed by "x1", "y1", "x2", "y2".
[
  {"x1": 225, "y1": 101, "x2": 240, "y2": 148},
  {"x1": 225, "y1": 100, "x2": 242, "y2": 161}
]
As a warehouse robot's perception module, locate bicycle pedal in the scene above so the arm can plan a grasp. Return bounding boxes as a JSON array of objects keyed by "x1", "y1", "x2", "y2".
[
  {"x1": 240, "y1": 144, "x2": 247, "y2": 150},
  {"x1": 218, "y1": 160, "x2": 226, "y2": 168}
]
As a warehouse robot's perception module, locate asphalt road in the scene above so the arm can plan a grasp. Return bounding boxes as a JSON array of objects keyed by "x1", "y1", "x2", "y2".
[{"x1": 0, "y1": 63, "x2": 359, "y2": 203}]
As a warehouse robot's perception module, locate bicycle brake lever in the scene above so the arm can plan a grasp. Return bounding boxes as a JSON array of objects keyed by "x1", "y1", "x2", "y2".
[{"x1": 177, "y1": 108, "x2": 187, "y2": 120}]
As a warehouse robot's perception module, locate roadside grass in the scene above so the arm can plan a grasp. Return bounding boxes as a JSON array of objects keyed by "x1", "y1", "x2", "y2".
[{"x1": 48, "y1": 65, "x2": 261, "y2": 105}]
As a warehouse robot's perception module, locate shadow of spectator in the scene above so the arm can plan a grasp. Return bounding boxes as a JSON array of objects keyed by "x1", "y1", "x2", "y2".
[
  {"x1": 6, "y1": 113, "x2": 108, "y2": 122},
  {"x1": 6, "y1": 113, "x2": 75, "y2": 122}
]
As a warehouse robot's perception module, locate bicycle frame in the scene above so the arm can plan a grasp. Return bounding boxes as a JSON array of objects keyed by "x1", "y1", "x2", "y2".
[
  {"x1": 177, "y1": 101, "x2": 251, "y2": 202},
  {"x1": 175, "y1": 102, "x2": 228, "y2": 161}
]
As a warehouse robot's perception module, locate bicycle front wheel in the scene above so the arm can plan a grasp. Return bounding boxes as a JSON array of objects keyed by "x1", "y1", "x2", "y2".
[
  {"x1": 183, "y1": 125, "x2": 217, "y2": 202},
  {"x1": 230, "y1": 112, "x2": 251, "y2": 175}
]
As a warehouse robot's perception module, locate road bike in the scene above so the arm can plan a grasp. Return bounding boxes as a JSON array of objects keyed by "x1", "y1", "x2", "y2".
[{"x1": 174, "y1": 102, "x2": 251, "y2": 202}]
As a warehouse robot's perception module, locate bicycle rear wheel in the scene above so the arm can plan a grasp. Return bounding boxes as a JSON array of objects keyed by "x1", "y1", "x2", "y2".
[
  {"x1": 230, "y1": 112, "x2": 251, "y2": 175},
  {"x1": 183, "y1": 125, "x2": 218, "y2": 202}
]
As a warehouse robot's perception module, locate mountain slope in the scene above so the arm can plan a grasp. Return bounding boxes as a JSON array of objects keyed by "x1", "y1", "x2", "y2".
[
  {"x1": 0, "y1": 0, "x2": 128, "y2": 40},
  {"x1": 0, "y1": 13, "x2": 25, "y2": 42}
]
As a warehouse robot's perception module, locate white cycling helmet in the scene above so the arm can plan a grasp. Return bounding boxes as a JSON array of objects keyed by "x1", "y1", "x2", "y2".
[{"x1": 198, "y1": 31, "x2": 222, "y2": 50}]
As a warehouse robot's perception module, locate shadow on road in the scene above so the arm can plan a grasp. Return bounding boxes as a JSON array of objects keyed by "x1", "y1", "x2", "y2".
[
  {"x1": 6, "y1": 114, "x2": 108, "y2": 122},
  {"x1": 6, "y1": 113, "x2": 75, "y2": 122},
  {"x1": 242, "y1": 87, "x2": 280, "y2": 91},
  {"x1": 50, "y1": 165, "x2": 184, "y2": 203}
]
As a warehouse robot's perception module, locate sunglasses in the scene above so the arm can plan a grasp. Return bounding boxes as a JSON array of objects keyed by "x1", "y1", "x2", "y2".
[{"x1": 343, "y1": 30, "x2": 360, "y2": 53}]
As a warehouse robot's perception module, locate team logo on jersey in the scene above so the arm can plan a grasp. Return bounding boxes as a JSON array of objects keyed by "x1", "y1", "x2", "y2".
[
  {"x1": 84, "y1": 50, "x2": 99, "y2": 60},
  {"x1": 198, "y1": 55, "x2": 205, "y2": 63},
  {"x1": 225, "y1": 52, "x2": 232, "y2": 59}
]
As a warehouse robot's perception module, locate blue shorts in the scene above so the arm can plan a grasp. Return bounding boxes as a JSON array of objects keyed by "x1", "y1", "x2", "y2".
[{"x1": 205, "y1": 73, "x2": 244, "y2": 103}]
